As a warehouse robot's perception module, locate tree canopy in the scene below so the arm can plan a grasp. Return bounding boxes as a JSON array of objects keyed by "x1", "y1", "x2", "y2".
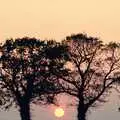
[
  {"x1": 0, "y1": 37, "x2": 68, "y2": 120},
  {"x1": 0, "y1": 34, "x2": 120, "y2": 120},
  {"x1": 58, "y1": 33, "x2": 120, "y2": 120}
]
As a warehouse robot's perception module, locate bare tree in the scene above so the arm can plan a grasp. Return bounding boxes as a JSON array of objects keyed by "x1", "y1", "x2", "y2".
[
  {"x1": 58, "y1": 34, "x2": 120, "y2": 120},
  {"x1": 0, "y1": 38, "x2": 68, "y2": 120}
]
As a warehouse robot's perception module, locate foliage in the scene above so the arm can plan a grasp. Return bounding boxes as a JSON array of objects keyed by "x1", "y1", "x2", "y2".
[
  {"x1": 59, "y1": 33, "x2": 120, "y2": 120},
  {"x1": 0, "y1": 37, "x2": 68, "y2": 120}
]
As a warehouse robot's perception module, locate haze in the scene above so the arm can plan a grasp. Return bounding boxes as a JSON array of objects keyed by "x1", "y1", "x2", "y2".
[
  {"x1": 0, "y1": 0, "x2": 120, "y2": 42},
  {"x1": 0, "y1": 0, "x2": 120, "y2": 120}
]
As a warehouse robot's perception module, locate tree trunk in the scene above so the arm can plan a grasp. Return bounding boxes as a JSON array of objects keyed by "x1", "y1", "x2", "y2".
[
  {"x1": 77, "y1": 103, "x2": 87, "y2": 120},
  {"x1": 19, "y1": 102, "x2": 31, "y2": 120}
]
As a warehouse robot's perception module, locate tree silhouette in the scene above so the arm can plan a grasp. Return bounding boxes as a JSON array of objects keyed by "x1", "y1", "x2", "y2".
[
  {"x1": 58, "y1": 34, "x2": 120, "y2": 120},
  {"x1": 0, "y1": 37, "x2": 68, "y2": 120}
]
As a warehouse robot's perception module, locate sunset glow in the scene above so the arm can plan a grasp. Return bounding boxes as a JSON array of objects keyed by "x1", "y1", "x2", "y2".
[
  {"x1": 0, "y1": 0, "x2": 120, "y2": 120},
  {"x1": 1, "y1": 0, "x2": 120, "y2": 43},
  {"x1": 54, "y1": 108, "x2": 64, "y2": 118}
]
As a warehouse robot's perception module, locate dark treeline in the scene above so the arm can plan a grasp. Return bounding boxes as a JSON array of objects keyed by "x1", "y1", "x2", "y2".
[{"x1": 0, "y1": 33, "x2": 120, "y2": 120}]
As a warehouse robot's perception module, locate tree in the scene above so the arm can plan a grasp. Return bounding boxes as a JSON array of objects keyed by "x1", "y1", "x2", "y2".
[
  {"x1": 58, "y1": 34, "x2": 120, "y2": 120},
  {"x1": 0, "y1": 37, "x2": 68, "y2": 120}
]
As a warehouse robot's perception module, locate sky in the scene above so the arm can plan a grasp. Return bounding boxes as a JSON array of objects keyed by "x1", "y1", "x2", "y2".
[
  {"x1": 0, "y1": 91, "x2": 120, "y2": 120},
  {"x1": 0, "y1": 0, "x2": 120, "y2": 120},
  {"x1": 0, "y1": 0, "x2": 120, "y2": 43}
]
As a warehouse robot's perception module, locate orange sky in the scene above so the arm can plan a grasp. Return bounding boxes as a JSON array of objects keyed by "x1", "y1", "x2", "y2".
[
  {"x1": 0, "y1": 1, "x2": 120, "y2": 119},
  {"x1": 0, "y1": 0, "x2": 120, "y2": 43}
]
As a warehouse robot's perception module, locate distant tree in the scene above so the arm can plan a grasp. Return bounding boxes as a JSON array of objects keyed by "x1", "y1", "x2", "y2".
[
  {"x1": 0, "y1": 38, "x2": 68, "y2": 120},
  {"x1": 57, "y1": 34, "x2": 120, "y2": 120}
]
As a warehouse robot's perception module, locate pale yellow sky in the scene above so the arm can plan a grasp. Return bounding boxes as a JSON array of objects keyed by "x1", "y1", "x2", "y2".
[
  {"x1": 1, "y1": 1, "x2": 120, "y2": 120},
  {"x1": 0, "y1": 0, "x2": 120, "y2": 43}
]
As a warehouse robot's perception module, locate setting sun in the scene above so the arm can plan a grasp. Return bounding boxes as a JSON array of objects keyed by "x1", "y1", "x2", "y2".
[{"x1": 54, "y1": 107, "x2": 64, "y2": 118}]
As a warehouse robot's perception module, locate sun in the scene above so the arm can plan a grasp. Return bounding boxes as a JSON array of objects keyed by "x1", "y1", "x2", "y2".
[{"x1": 54, "y1": 107, "x2": 64, "y2": 118}]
